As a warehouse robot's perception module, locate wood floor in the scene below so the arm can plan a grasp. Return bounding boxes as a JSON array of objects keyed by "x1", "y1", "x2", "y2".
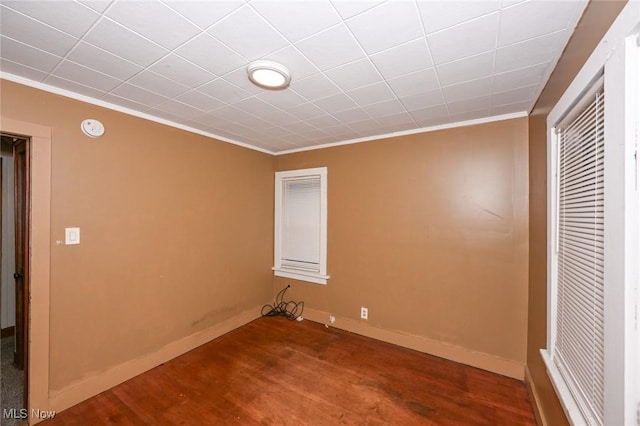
[{"x1": 42, "y1": 317, "x2": 536, "y2": 425}]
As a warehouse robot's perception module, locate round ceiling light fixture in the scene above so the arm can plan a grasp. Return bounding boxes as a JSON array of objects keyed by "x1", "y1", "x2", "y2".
[{"x1": 247, "y1": 60, "x2": 291, "y2": 89}]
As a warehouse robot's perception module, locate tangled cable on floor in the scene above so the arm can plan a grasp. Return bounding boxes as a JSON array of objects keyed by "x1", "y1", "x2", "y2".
[{"x1": 261, "y1": 285, "x2": 304, "y2": 320}]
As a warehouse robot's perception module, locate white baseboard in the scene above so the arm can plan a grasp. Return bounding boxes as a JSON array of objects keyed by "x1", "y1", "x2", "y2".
[
  {"x1": 302, "y1": 308, "x2": 525, "y2": 380},
  {"x1": 49, "y1": 306, "x2": 262, "y2": 413}
]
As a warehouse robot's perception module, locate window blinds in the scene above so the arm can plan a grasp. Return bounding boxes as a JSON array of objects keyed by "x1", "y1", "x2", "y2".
[
  {"x1": 554, "y1": 83, "x2": 605, "y2": 426},
  {"x1": 281, "y1": 176, "x2": 321, "y2": 272}
]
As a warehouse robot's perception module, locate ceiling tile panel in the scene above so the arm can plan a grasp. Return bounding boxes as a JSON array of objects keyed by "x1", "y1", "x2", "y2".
[
  {"x1": 498, "y1": 0, "x2": 584, "y2": 47},
  {"x1": 295, "y1": 24, "x2": 365, "y2": 71},
  {"x1": 175, "y1": 90, "x2": 225, "y2": 112},
  {"x1": 448, "y1": 94, "x2": 492, "y2": 114},
  {"x1": 331, "y1": 0, "x2": 385, "y2": 20},
  {"x1": 418, "y1": 0, "x2": 502, "y2": 34},
  {"x1": 370, "y1": 38, "x2": 433, "y2": 79},
  {"x1": 264, "y1": 45, "x2": 320, "y2": 81},
  {"x1": 256, "y1": 89, "x2": 308, "y2": 110},
  {"x1": 153, "y1": 99, "x2": 203, "y2": 118},
  {"x1": 78, "y1": 0, "x2": 112, "y2": 13},
  {"x1": 324, "y1": 58, "x2": 382, "y2": 92},
  {"x1": 435, "y1": 51, "x2": 494, "y2": 87},
  {"x1": 290, "y1": 73, "x2": 342, "y2": 101},
  {"x1": 491, "y1": 84, "x2": 539, "y2": 107},
  {"x1": 312, "y1": 93, "x2": 358, "y2": 113},
  {"x1": 175, "y1": 33, "x2": 246, "y2": 76},
  {"x1": 362, "y1": 99, "x2": 407, "y2": 119},
  {"x1": 198, "y1": 78, "x2": 252, "y2": 104},
  {"x1": 128, "y1": 70, "x2": 190, "y2": 98},
  {"x1": 387, "y1": 67, "x2": 439, "y2": 98},
  {"x1": 84, "y1": 18, "x2": 168, "y2": 67},
  {"x1": 492, "y1": 62, "x2": 550, "y2": 93},
  {"x1": 0, "y1": 36, "x2": 61, "y2": 73},
  {"x1": 0, "y1": 58, "x2": 49, "y2": 82},
  {"x1": 250, "y1": 0, "x2": 341, "y2": 43},
  {"x1": 346, "y1": 81, "x2": 395, "y2": 106},
  {"x1": 346, "y1": 1, "x2": 423, "y2": 54},
  {"x1": 106, "y1": 1, "x2": 200, "y2": 50},
  {"x1": 67, "y1": 41, "x2": 143, "y2": 80},
  {"x1": 44, "y1": 75, "x2": 106, "y2": 98},
  {"x1": 163, "y1": 0, "x2": 245, "y2": 30},
  {"x1": 427, "y1": 12, "x2": 500, "y2": 65},
  {"x1": 52, "y1": 60, "x2": 121, "y2": 92},
  {"x1": 2, "y1": 0, "x2": 100, "y2": 38},
  {"x1": 149, "y1": 54, "x2": 216, "y2": 87},
  {"x1": 399, "y1": 89, "x2": 445, "y2": 111},
  {"x1": 111, "y1": 83, "x2": 170, "y2": 107},
  {"x1": 0, "y1": 5, "x2": 78, "y2": 57},
  {"x1": 494, "y1": 30, "x2": 568, "y2": 73},
  {"x1": 207, "y1": 5, "x2": 289, "y2": 60},
  {"x1": 442, "y1": 76, "x2": 493, "y2": 103}
]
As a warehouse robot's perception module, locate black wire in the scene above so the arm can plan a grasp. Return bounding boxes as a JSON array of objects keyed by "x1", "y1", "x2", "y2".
[{"x1": 261, "y1": 285, "x2": 304, "y2": 320}]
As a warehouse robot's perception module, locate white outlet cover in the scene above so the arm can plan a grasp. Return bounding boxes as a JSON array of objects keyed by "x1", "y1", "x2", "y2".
[
  {"x1": 81, "y1": 119, "x2": 105, "y2": 138},
  {"x1": 65, "y1": 227, "x2": 80, "y2": 245}
]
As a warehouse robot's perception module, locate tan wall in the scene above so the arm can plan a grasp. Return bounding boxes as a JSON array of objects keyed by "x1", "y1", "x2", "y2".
[
  {"x1": 0, "y1": 80, "x2": 274, "y2": 392},
  {"x1": 275, "y1": 117, "x2": 530, "y2": 369},
  {"x1": 526, "y1": 1, "x2": 626, "y2": 425}
]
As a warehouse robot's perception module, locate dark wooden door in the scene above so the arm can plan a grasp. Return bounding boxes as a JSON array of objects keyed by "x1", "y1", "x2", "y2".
[{"x1": 13, "y1": 138, "x2": 29, "y2": 404}]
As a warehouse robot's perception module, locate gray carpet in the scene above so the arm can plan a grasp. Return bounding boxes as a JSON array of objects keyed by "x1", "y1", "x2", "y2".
[{"x1": 1, "y1": 336, "x2": 23, "y2": 426}]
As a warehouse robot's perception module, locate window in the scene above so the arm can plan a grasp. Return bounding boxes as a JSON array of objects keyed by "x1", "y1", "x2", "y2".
[
  {"x1": 542, "y1": 3, "x2": 639, "y2": 425},
  {"x1": 273, "y1": 167, "x2": 328, "y2": 285}
]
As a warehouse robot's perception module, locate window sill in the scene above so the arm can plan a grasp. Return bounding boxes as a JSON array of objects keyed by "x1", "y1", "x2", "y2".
[
  {"x1": 540, "y1": 349, "x2": 589, "y2": 425},
  {"x1": 273, "y1": 267, "x2": 329, "y2": 285}
]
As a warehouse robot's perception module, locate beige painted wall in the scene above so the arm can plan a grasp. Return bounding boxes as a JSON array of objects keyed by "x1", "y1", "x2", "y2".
[
  {"x1": 0, "y1": 80, "x2": 274, "y2": 392},
  {"x1": 526, "y1": 1, "x2": 626, "y2": 425},
  {"x1": 275, "y1": 118, "x2": 530, "y2": 367}
]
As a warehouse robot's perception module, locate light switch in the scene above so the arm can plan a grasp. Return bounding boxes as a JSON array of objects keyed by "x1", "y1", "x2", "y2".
[{"x1": 65, "y1": 227, "x2": 80, "y2": 245}]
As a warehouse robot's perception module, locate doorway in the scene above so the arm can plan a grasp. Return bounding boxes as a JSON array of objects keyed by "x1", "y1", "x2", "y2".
[{"x1": 0, "y1": 133, "x2": 29, "y2": 424}]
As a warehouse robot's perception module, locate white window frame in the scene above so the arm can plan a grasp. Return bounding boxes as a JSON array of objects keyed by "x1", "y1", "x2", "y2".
[
  {"x1": 542, "y1": 2, "x2": 640, "y2": 425},
  {"x1": 273, "y1": 167, "x2": 329, "y2": 285}
]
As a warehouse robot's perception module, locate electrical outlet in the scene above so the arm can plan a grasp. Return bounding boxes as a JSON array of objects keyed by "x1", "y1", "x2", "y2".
[
  {"x1": 361, "y1": 307, "x2": 368, "y2": 320},
  {"x1": 329, "y1": 315, "x2": 335, "y2": 324}
]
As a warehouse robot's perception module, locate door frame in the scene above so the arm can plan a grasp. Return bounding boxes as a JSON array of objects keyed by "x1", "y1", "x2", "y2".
[{"x1": 0, "y1": 117, "x2": 51, "y2": 424}]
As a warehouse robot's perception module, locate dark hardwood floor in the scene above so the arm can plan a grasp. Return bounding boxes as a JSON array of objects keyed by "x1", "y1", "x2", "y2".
[{"x1": 43, "y1": 317, "x2": 536, "y2": 425}]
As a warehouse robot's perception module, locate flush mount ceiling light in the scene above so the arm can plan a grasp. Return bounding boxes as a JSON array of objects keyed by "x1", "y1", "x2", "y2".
[{"x1": 247, "y1": 60, "x2": 291, "y2": 89}]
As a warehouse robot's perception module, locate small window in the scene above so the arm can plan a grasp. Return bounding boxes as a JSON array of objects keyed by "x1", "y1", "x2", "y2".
[{"x1": 273, "y1": 167, "x2": 328, "y2": 285}]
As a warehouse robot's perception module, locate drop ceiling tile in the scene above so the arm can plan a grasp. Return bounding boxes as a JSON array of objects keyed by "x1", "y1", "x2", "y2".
[
  {"x1": 106, "y1": 1, "x2": 200, "y2": 50},
  {"x1": 346, "y1": 1, "x2": 423, "y2": 54},
  {"x1": 78, "y1": 1, "x2": 111, "y2": 13},
  {"x1": 428, "y1": 12, "x2": 499, "y2": 65},
  {"x1": 198, "y1": 78, "x2": 252, "y2": 104},
  {"x1": 232, "y1": 96, "x2": 275, "y2": 117},
  {"x1": 128, "y1": 71, "x2": 190, "y2": 98},
  {"x1": 399, "y1": 88, "x2": 445, "y2": 111},
  {"x1": 145, "y1": 107, "x2": 186, "y2": 123},
  {"x1": 264, "y1": 45, "x2": 319, "y2": 81},
  {"x1": 250, "y1": 0, "x2": 341, "y2": 43},
  {"x1": 295, "y1": 24, "x2": 365, "y2": 71},
  {"x1": 313, "y1": 93, "x2": 358, "y2": 113},
  {"x1": 84, "y1": 18, "x2": 168, "y2": 67},
  {"x1": 44, "y1": 75, "x2": 106, "y2": 99},
  {"x1": 417, "y1": 0, "x2": 502, "y2": 34},
  {"x1": 285, "y1": 120, "x2": 318, "y2": 134},
  {"x1": 0, "y1": 36, "x2": 61, "y2": 73},
  {"x1": 210, "y1": 105, "x2": 256, "y2": 122},
  {"x1": 0, "y1": 59, "x2": 48, "y2": 82},
  {"x1": 362, "y1": 99, "x2": 406, "y2": 119},
  {"x1": 387, "y1": 67, "x2": 439, "y2": 98},
  {"x1": 235, "y1": 115, "x2": 274, "y2": 130},
  {"x1": 376, "y1": 112, "x2": 414, "y2": 127},
  {"x1": 256, "y1": 89, "x2": 308, "y2": 110},
  {"x1": 448, "y1": 95, "x2": 492, "y2": 114},
  {"x1": 0, "y1": 6, "x2": 78, "y2": 57},
  {"x1": 442, "y1": 76, "x2": 493, "y2": 103},
  {"x1": 449, "y1": 108, "x2": 492, "y2": 122},
  {"x1": 347, "y1": 119, "x2": 385, "y2": 133},
  {"x1": 2, "y1": 1, "x2": 100, "y2": 38},
  {"x1": 436, "y1": 51, "x2": 494, "y2": 87},
  {"x1": 494, "y1": 30, "x2": 568, "y2": 73},
  {"x1": 163, "y1": 0, "x2": 245, "y2": 30},
  {"x1": 111, "y1": 83, "x2": 170, "y2": 108},
  {"x1": 67, "y1": 42, "x2": 143, "y2": 81},
  {"x1": 290, "y1": 74, "x2": 341, "y2": 101},
  {"x1": 175, "y1": 34, "x2": 246, "y2": 76},
  {"x1": 153, "y1": 99, "x2": 203, "y2": 118},
  {"x1": 324, "y1": 58, "x2": 382, "y2": 92},
  {"x1": 347, "y1": 81, "x2": 395, "y2": 107},
  {"x1": 285, "y1": 103, "x2": 328, "y2": 120},
  {"x1": 491, "y1": 100, "x2": 531, "y2": 115},
  {"x1": 208, "y1": 5, "x2": 288, "y2": 60},
  {"x1": 259, "y1": 108, "x2": 298, "y2": 126},
  {"x1": 331, "y1": 0, "x2": 385, "y2": 19},
  {"x1": 175, "y1": 90, "x2": 224, "y2": 111},
  {"x1": 492, "y1": 84, "x2": 538, "y2": 107},
  {"x1": 52, "y1": 60, "x2": 121, "y2": 92},
  {"x1": 306, "y1": 114, "x2": 343, "y2": 128},
  {"x1": 101, "y1": 93, "x2": 150, "y2": 111},
  {"x1": 221, "y1": 68, "x2": 265, "y2": 95},
  {"x1": 149, "y1": 54, "x2": 216, "y2": 87},
  {"x1": 370, "y1": 38, "x2": 433, "y2": 80},
  {"x1": 333, "y1": 107, "x2": 371, "y2": 123},
  {"x1": 493, "y1": 62, "x2": 550, "y2": 93},
  {"x1": 498, "y1": 0, "x2": 584, "y2": 47},
  {"x1": 408, "y1": 104, "x2": 450, "y2": 125}
]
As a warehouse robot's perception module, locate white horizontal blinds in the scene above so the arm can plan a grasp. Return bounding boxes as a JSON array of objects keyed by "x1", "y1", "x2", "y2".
[
  {"x1": 555, "y1": 82, "x2": 605, "y2": 426},
  {"x1": 281, "y1": 176, "x2": 321, "y2": 272}
]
